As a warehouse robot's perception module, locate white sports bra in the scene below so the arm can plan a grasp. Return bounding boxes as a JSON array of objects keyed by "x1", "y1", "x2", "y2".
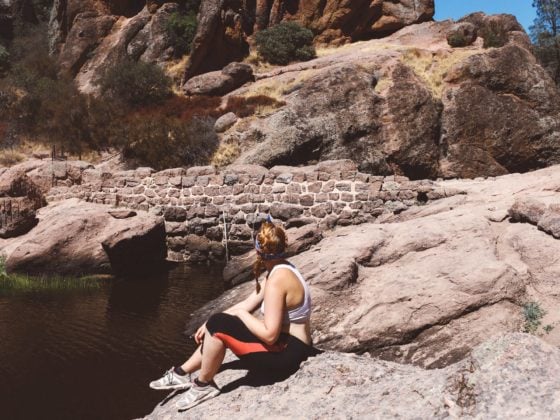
[{"x1": 260, "y1": 263, "x2": 312, "y2": 324}]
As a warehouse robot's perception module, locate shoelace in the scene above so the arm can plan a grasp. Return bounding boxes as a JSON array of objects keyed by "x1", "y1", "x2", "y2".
[{"x1": 164, "y1": 369, "x2": 175, "y2": 385}]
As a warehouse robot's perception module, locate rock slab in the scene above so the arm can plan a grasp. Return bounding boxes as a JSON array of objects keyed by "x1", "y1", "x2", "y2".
[
  {"x1": 0, "y1": 198, "x2": 167, "y2": 276},
  {"x1": 146, "y1": 333, "x2": 560, "y2": 419}
]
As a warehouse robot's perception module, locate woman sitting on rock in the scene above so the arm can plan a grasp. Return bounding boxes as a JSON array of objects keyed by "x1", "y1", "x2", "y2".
[{"x1": 149, "y1": 218, "x2": 317, "y2": 410}]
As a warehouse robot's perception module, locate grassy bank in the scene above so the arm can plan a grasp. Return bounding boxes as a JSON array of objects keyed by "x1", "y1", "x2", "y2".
[
  {"x1": 0, "y1": 274, "x2": 107, "y2": 294},
  {"x1": 0, "y1": 258, "x2": 108, "y2": 294}
]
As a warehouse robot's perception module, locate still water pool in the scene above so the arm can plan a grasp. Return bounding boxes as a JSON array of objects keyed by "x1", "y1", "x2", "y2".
[{"x1": 0, "y1": 264, "x2": 224, "y2": 420}]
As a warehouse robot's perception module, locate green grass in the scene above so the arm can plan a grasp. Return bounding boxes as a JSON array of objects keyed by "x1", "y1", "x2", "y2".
[
  {"x1": 522, "y1": 302, "x2": 547, "y2": 334},
  {"x1": 0, "y1": 256, "x2": 107, "y2": 294},
  {"x1": 0, "y1": 274, "x2": 107, "y2": 294}
]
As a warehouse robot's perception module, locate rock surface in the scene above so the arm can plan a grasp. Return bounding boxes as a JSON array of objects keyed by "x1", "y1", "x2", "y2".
[
  {"x1": 183, "y1": 62, "x2": 254, "y2": 96},
  {"x1": 225, "y1": 17, "x2": 560, "y2": 179},
  {"x1": 0, "y1": 169, "x2": 46, "y2": 238},
  {"x1": 146, "y1": 333, "x2": 560, "y2": 419},
  {"x1": 0, "y1": 198, "x2": 167, "y2": 276},
  {"x1": 446, "y1": 22, "x2": 478, "y2": 47},
  {"x1": 189, "y1": 164, "x2": 560, "y2": 368},
  {"x1": 102, "y1": 213, "x2": 167, "y2": 276},
  {"x1": 214, "y1": 112, "x2": 238, "y2": 133}
]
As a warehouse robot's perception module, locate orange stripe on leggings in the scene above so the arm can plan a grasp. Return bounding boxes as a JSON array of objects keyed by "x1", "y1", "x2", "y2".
[{"x1": 214, "y1": 333, "x2": 286, "y2": 356}]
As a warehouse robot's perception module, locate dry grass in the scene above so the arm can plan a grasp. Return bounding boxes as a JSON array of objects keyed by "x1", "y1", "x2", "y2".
[
  {"x1": 243, "y1": 51, "x2": 277, "y2": 73},
  {"x1": 400, "y1": 47, "x2": 479, "y2": 98},
  {"x1": 360, "y1": 42, "x2": 407, "y2": 54},
  {"x1": 243, "y1": 79, "x2": 286, "y2": 101},
  {"x1": 315, "y1": 45, "x2": 343, "y2": 57},
  {"x1": 211, "y1": 142, "x2": 241, "y2": 168},
  {"x1": 166, "y1": 55, "x2": 190, "y2": 93},
  {"x1": 243, "y1": 71, "x2": 309, "y2": 101},
  {"x1": 223, "y1": 95, "x2": 286, "y2": 118},
  {"x1": 374, "y1": 77, "x2": 393, "y2": 94},
  {"x1": 0, "y1": 149, "x2": 25, "y2": 167}
]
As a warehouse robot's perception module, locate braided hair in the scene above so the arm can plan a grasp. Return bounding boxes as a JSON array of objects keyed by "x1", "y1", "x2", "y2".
[{"x1": 252, "y1": 221, "x2": 287, "y2": 293}]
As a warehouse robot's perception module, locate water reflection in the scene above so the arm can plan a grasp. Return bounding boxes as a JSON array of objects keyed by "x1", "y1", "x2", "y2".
[{"x1": 0, "y1": 264, "x2": 224, "y2": 420}]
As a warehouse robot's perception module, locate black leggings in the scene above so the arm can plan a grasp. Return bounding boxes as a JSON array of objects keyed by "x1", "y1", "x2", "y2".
[{"x1": 205, "y1": 313, "x2": 319, "y2": 373}]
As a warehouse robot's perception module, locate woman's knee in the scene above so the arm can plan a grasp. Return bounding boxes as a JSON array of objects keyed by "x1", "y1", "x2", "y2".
[{"x1": 206, "y1": 312, "x2": 235, "y2": 336}]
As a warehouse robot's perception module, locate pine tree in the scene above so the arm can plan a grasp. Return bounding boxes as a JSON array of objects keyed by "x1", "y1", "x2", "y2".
[{"x1": 530, "y1": 0, "x2": 560, "y2": 84}]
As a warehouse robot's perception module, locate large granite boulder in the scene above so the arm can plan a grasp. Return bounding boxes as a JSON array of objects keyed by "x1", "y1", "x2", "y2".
[
  {"x1": 1, "y1": 198, "x2": 167, "y2": 276},
  {"x1": 183, "y1": 62, "x2": 254, "y2": 96},
  {"x1": 446, "y1": 22, "x2": 478, "y2": 47},
  {"x1": 440, "y1": 43, "x2": 560, "y2": 177},
  {"x1": 102, "y1": 213, "x2": 167, "y2": 276}
]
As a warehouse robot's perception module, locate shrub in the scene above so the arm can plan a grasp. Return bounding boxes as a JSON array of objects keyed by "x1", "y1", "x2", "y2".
[
  {"x1": 523, "y1": 301, "x2": 546, "y2": 333},
  {"x1": 0, "y1": 45, "x2": 9, "y2": 74},
  {"x1": 166, "y1": 11, "x2": 198, "y2": 57},
  {"x1": 1, "y1": 45, "x2": 92, "y2": 156},
  {"x1": 481, "y1": 21, "x2": 509, "y2": 49},
  {"x1": 255, "y1": 22, "x2": 316, "y2": 65},
  {"x1": 97, "y1": 60, "x2": 172, "y2": 108},
  {"x1": 121, "y1": 114, "x2": 218, "y2": 170},
  {"x1": 447, "y1": 33, "x2": 468, "y2": 48},
  {"x1": 211, "y1": 142, "x2": 241, "y2": 167}
]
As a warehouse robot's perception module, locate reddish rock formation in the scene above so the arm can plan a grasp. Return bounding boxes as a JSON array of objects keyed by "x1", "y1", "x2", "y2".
[
  {"x1": 49, "y1": 0, "x2": 178, "y2": 92},
  {"x1": 183, "y1": 0, "x2": 435, "y2": 79}
]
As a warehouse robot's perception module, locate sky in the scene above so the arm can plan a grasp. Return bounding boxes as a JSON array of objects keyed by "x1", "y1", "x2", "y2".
[{"x1": 434, "y1": 1, "x2": 537, "y2": 32}]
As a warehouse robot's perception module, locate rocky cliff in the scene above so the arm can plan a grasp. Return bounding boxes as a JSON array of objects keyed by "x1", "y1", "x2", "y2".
[{"x1": 220, "y1": 15, "x2": 560, "y2": 179}]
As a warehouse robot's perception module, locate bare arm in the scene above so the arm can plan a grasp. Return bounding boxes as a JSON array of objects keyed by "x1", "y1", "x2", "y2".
[
  {"x1": 232, "y1": 275, "x2": 285, "y2": 345},
  {"x1": 223, "y1": 281, "x2": 266, "y2": 314},
  {"x1": 194, "y1": 279, "x2": 266, "y2": 344}
]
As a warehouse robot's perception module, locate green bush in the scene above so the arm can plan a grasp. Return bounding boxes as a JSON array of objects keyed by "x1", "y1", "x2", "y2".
[
  {"x1": 166, "y1": 12, "x2": 198, "y2": 57},
  {"x1": 1, "y1": 37, "x2": 92, "y2": 156},
  {"x1": 0, "y1": 45, "x2": 9, "y2": 74},
  {"x1": 447, "y1": 33, "x2": 468, "y2": 48},
  {"x1": 523, "y1": 302, "x2": 546, "y2": 333},
  {"x1": 97, "y1": 60, "x2": 172, "y2": 108},
  {"x1": 255, "y1": 22, "x2": 316, "y2": 65},
  {"x1": 481, "y1": 22, "x2": 509, "y2": 49},
  {"x1": 121, "y1": 115, "x2": 218, "y2": 170}
]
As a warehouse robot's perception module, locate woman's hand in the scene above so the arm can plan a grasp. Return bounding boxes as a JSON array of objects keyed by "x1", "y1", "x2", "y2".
[{"x1": 194, "y1": 323, "x2": 206, "y2": 345}]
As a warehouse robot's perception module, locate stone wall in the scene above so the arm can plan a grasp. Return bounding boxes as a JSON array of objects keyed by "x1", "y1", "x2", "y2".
[{"x1": 44, "y1": 160, "x2": 458, "y2": 263}]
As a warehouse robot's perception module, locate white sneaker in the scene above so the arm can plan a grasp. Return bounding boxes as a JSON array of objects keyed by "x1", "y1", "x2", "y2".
[
  {"x1": 149, "y1": 368, "x2": 192, "y2": 390},
  {"x1": 175, "y1": 380, "x2": 220, "y2": 410}
]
